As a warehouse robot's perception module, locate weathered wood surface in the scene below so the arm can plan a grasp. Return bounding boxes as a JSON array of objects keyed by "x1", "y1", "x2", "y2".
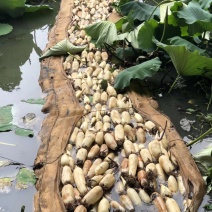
[
  {"x1": 128, "y1": 87, "x2": 206, "y2": 212},
  {"x1": 33, "y1": 0, "x2": 83, "y2": 211}
]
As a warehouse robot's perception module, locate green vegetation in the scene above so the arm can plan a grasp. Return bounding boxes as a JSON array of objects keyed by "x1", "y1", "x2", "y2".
[
  {"x1": 0, "y1": 168, "x2": 36, "y2": 190},
  {"x1": 85, "y1": 0, "x2": 212, "y2": 93},
  {"x1": 0, "y1": 0, "x2": 53, "y2": 36},
  {"x1": 39, "y1": 38, "x2": 87, "y2": 60},
  {"x1": 0, "y1": 104, "x2": 35, "y2": 137}
]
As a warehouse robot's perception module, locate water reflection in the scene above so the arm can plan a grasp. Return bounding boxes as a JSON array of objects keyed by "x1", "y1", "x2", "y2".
[
  {"x1": 0, "y1": 9, "x2": 54, "y2": 92},
  {"x1": 0, "y1": 3, "x2": 59, "y2": 212}
]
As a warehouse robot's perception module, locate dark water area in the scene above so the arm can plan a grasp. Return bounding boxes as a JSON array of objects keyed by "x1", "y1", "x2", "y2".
[{"x1": 0, "y1": 2, "x2": 60, "y2": 211}]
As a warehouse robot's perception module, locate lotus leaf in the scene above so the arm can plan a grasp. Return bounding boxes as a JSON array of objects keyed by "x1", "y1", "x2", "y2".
[
  {"x1": 114, "y1": 58, "x2": 161, "y2": 90},
  {"x1": 169, "y1": 36, "x2": 205, "y2": 54},
  {"x1": 84, "y1": 21, "x2": 118, "y2": 47},
  {"x1": 197, "y1": 0, "x2": 212, "y2": 9},
  {"x1": 177, "y1": 0, "x2": 212, "y2": 32},
  {"x1": 153, "y1": 38, "x2": 212, "y2": 79},
  {"x1": 39, "y1": 39, "x2": 87, "y2": 60},
  {"x1": 0, "y1": 105, "x2": 34, "y2": 136},
  {"x1": 15, "y1": 127, "x2": 34, "y2": 137},
  {"x1": 21, "y1": 98, "x2": 45, "y2": 105},
  {"x1": 137, "y1": 19, "x2": 159, "y2": 52},
  {"x1": 0, "y1": 105, "x2": 13, "y2": 132},
  {"x1": 120, "y1": 1, "x2": 160, "y2": 21},
  {"x1": 16, "y1": 168, "x2": 36, "y2": 189},
  {"x1": 0, "y1": 23, "x2": 13, "y2": 36}
]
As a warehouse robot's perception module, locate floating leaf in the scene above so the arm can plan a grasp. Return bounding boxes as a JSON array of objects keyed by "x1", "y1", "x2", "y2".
[
  {"x1": 21, "y1": 98, "x2": 45, "y2": 105},
  {"x1": 114, "y1": 58, "x2": 161, "y2": 90},
  {"x1": 153, "y1": 38, "x2": 212, "y2": 79},
  {"x1": 0, "y1": 105, "x2": 34, "y2": 136},
  {"x1": 84, "y1": 21, "x2": 118, "y2": 47},
  {"x1": 15, "y1": 168, "x2": 36, "y2": 189},
  {"x1": 39, "y1": 39, "x2": 87, "y2": 60},
  {"x1": 0, "y1": 23, "x2": 13, "y2": 36},
  {"x1": 0, "y1": 105, "x2": 13, "y2": 132},
  {"x1": 14, "y1": 127, "x2": 34, "y2": 137},
  {"x1": 120, "y1": 1, "x2": 160, "y2": 22},
  {"x1": 24, "y1": 4, "x2": 52, "y2": 13}
]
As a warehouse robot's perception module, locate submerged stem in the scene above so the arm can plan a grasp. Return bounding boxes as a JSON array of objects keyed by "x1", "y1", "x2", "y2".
[
  {"x1": 168, "y1": 75, "x2": 180, "y2": 93},
  {"x1": 207, "y1": 84, "x2": 212, "y2": 110},
  {"x1": 187, "y1": 127, "x2": 212, "y2": 147}
]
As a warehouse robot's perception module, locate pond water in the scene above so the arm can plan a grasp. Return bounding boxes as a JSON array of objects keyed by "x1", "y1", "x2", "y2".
[{"x1": 0, "y1": 2, "x2": 60, "y2": 211}]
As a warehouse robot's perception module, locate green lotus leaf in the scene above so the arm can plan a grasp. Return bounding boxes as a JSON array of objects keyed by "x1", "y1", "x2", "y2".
[
  {"x1": 168, "y1": 1, "x2": 185, "y2": 26},
  {"x1": 16, "y1": 168, "x2": 36, "y2": 189},
  {"x1": 168, "y1": 36, "x2": 205, "y2": 54},
  {"x1": 120, "y1": 1, "x2": 160, "y2": 21},
  {"x1": 137, "y1": 19, "x2": 159, "y2": 52},
  {"x1": 197, "y1": 0, "x2": 212, "y2": 9},
  {"x1": 0, "y1": 105, "x2": 34, "y2": 136},
  {"x1": 14, "y1": 127, "x2": 34, "y2": 137},
  {"x1": 115, "y1": 11, "x2": 134, "y2": 33},
  {"x1": 84, "y1": 21, "x2": 118, "y2": 47},
  {"x1": 153, "y1": 38, "x2": 212, "y2": 78},
  {"x1": 0, "y1": 105, "x2": 13, "y2": 132},
  {"x1": 0, "y1": 23, "x2": 13, "y2": 36},
  {"x1": 39, "y1": 38, "x2": 87, "y2": 60},
  {"x1": 126, "y1": 23, "x2": 144, "y2": 49},
  {"x1": 177, "y1": 0, "x2": 212, "y2": 32},
  {"x1": 21, "y1": 98, "x2": 45, "y2": 105},
  {"x1": 114, "y1": 58, "x2": 162, "y2": 90}
]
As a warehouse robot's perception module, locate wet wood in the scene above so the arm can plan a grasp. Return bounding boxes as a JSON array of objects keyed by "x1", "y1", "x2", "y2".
[
  {"x1": 33, "y1": 0, "x2": 83, "y2": 211},
  {"x1": 128, "y1": 85, "x2": 206, "y2": 212}
]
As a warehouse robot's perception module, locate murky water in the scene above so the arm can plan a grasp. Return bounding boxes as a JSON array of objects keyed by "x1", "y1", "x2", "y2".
[{"x1": 0, "y1": 2, "x2": 60, "y2": 211}]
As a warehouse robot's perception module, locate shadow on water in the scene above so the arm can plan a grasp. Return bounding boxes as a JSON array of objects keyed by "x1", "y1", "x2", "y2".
[{"x1": 0, "y1": 1, "x2": 60, "y2": 211}]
